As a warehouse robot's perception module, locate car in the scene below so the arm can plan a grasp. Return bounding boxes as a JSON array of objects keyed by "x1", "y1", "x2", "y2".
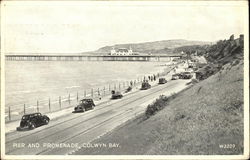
[
  {"x1": 74, "y1": 99, "x2": 95, "y2": 112},
  {"x1": 141, "y1": 82, "x2": 151, "y2": 90},
  {"x1": 181, "y1": 72, "x2": 193, "y2": 79},
  {"x1": 159, "y1": 78, "x2": 167, "y2": 84},
  {"x1": 16, "y1": 113, "x2": 50, "y2": 131},
  {"x1": 172, "y1": 74, "x2": 180, "y2": 80},
  {"x1": 111, "y1": 90, "x2": 123, "y2": 99}
]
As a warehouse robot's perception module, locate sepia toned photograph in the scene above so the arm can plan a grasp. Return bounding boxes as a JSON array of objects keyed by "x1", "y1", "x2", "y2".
[{"x1": 1, "y1": 0, "x2": 249, "y2": 159}]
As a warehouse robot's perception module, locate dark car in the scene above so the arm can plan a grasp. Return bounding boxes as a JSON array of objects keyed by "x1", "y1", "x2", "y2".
[
  {"x1": 111, "y1": 90, "x2": 123, "y2": 99},
  {"x1": 159, "y1": 78, "x2": 167, "y2": 84},
  {"x1": 141, "y1": 82, "x2": 151, "y2": 90},
  {"x1": 74, "y1": 99, "x2": 95, "y2": 112},
  {"x1": 181, "y1": 72, "x2": 193, "y2": 79},
  {"x1": 16, "y1": 113, "x2": 50, "y2": 130}
]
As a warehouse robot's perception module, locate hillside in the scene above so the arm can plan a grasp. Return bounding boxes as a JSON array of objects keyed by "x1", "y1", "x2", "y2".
[
  {"x1": 75, "y1": 35, "x2": 244, "y2": 155},
  {"x1": 94, "y1": 39, "x2": 211, "y2": 54}
]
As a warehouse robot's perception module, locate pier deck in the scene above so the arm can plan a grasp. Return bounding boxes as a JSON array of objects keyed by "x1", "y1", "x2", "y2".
[{"x1": 5, "y1": 54, "x2": 182, "y2": 62}]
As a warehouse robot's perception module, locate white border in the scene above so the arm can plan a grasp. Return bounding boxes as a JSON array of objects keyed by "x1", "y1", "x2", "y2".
[{"x1": 1, "y1": 1, "x2": 249, "y2": 160}]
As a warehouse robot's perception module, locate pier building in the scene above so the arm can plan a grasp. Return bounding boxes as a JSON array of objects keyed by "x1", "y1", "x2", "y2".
[{"x1": 110, "y1": 47, "x2": 133, "y2": 56}]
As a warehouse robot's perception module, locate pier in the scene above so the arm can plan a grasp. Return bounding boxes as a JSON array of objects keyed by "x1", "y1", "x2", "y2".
[{"x1": 5, "y1": 54, "x2": 182, "y2": 62}]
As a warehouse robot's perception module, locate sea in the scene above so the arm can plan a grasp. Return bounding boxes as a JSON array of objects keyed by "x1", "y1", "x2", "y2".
[{"x1": 5, "y1": 61, "x2": 170, "y2": 116}]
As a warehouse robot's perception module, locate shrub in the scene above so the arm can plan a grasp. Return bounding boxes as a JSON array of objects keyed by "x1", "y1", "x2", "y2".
[
  {"x1": 174, "y1": 113, "x2": 186, "y2": 121},
  {"x1": 145, "y1": 94, "x2": 177, "y2": 118},
  {"x1": 223, "y1": 100, "x2": 243, "y2": 114}
]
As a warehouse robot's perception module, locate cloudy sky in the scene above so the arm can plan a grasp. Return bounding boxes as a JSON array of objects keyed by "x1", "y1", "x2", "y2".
[{"x1": 2, "y1": 1, "x2": 248, "y2": 53}]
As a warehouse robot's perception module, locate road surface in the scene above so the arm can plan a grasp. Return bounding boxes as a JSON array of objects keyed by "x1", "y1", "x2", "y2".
[{"x1": 5, "y1": 79, "x2": 190, "y2": 155}]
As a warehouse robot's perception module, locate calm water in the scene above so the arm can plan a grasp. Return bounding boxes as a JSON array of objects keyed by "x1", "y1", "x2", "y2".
[{"x1": 5, "y1": 61, "x2": 168, "y2": 109}]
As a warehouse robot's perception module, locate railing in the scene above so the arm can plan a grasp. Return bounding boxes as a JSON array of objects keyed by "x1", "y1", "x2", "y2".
[
  {"x1": 5, "y1": 76, "x2": 153, "y2": 122},
  {"x1": 5, "y1": 64, "x2": 177, "y2": 122}
]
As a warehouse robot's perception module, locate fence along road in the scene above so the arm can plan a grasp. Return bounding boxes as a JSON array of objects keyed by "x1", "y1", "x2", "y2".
[
  {"x1": 5, "y1": 79, "x2": 190, "y2": 155},
  {"x1": 5, "y1": 77, "x2": 146, "y2": 122}
]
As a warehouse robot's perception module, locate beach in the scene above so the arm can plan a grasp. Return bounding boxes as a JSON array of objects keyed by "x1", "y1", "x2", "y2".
[{"x1": 5, "y1": 60, "x2": 170, "y2": 120}]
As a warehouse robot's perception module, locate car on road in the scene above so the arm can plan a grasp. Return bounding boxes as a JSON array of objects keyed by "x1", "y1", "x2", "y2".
[
  {"x1": 159, "y1": 78, "x2": 167, "y2": 84},
  {"x1": 74, "y1": 99, "x2": 95, "y2": 112},
  {"x1": 172, "y1": 73, "x2": 180, "y2": 80},
  {"x1": 16, "y1": 112, "x2": 50, "y2": 130},
  {"x1": 141, "y1": 82, "x2": 151, "y2": 90},
  {"x1": 181, "y1": 72, "x2": 193, "y2": 79},
  {"x1": 111, "y1": 90, "x2": 123, "y2": 99}
]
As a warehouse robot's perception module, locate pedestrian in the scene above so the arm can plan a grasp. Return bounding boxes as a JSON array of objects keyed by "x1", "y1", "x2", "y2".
[
  {"x1": 151, "y1": 76, "x2": 153, "y2": 81},
  {"x1": 98, "y1": 90, "x2": 101, "y2": 100},
  {"x1": 130, "y1": 81, "x2": 133, "y2": 86},
  {"x1": 153, "y1": 74, "x2": 156, "y2": 81},
  {"x1": 148, "y1": 76, "x2": 151, "y2": 81}
]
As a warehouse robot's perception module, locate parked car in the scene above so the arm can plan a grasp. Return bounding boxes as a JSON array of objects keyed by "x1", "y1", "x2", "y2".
[
  {"x1": 172, "y1": 74, "x2": 180, "y2": 80},
  {"x1": 181, "y1": 72, "x2": 193, "y2": 79},
  {"x1": 111, "y1": 90, "x2": 123, "y2": 99},
  {"x1": 16, "y1": 113, "x2": 50, "y2": 130},
  {"x1": 159, "y1": 78, "x2": 167, "y2": 84},
  {"x1": 74, "y1": 99, "x2": 95, "y2": 112},
  {"x1": 141, "y1": 82, "x2": 151, "y2": 90}
]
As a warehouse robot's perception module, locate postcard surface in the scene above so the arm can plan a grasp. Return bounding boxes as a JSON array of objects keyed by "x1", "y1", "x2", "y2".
[{"x1": 1, "y1": 0, "x2": 249, "y2": 159}]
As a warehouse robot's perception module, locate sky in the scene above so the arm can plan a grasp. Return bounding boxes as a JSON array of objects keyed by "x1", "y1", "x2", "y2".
[{"x1": 2, "y1": 1, "x2": 248, "y2": 54}]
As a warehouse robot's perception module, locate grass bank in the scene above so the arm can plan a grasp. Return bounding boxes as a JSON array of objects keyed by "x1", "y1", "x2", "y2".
[{"x1": 75, "y1": 59, "x2": 244, "y2": 155}]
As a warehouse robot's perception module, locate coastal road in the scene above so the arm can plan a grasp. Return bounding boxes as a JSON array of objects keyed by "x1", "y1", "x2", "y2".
[{"x1": 5, "y1": 79, "x2": 190, "y2": 155}]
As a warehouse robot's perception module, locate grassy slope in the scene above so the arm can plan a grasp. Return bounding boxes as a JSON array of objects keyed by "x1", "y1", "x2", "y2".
[{"x1": 77, "y1": 60, "x2": 244, "y2": 155}]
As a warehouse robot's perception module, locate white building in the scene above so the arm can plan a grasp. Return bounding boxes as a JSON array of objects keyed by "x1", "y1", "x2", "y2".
[{"x1": 110, "y1": 47, "x2": 133, "y2": 56}]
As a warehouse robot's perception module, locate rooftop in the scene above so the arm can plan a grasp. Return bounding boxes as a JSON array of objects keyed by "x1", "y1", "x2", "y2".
[{"x1": 117, "y1": 48, "x2": 129, "y2": 52}]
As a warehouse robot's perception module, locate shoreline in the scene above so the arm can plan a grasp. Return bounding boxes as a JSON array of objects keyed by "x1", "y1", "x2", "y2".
[
  {"x1": 4, "y1": 64, "x2": 178, "y2": 134},
  {"x1": 5, "y1": 61, "x2": 177, "y2": 122}
]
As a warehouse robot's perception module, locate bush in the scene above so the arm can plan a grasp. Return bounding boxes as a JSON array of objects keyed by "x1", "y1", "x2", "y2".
[{"x1": 145, "y1": 94, "x2": 177, "y2": 118}]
